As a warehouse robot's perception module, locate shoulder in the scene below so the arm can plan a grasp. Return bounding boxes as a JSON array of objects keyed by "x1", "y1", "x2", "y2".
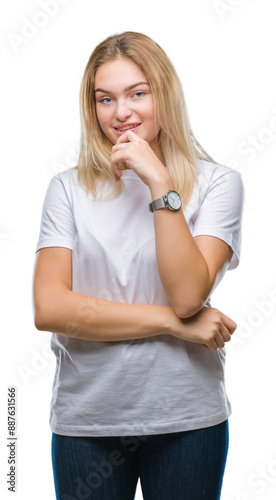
[
  {"x1": 196, "y1": 158, "x2": 242, "y2": 184},
  {"x1": 186, "y1": 159, "x2": 244, "y2": 217},
  {"x1": 40, "y1": 168, "x2": 82, "y2": 213},
  {"x1": 46, "y1": 168, "x2": 83, "y2": 199},
  {"x1": 51, "y1": 167, "x2": 79, "y2": 186},
  {"x1": 196, "y1": 159, "x2": 244, "y2": 195},
  {"x1": 195, "y1": 158, "x2": 242, "y2": 185}
]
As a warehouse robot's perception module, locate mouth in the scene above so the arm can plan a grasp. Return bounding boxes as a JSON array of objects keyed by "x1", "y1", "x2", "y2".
[{"x1": 114, "y1": 123, "x2": 141, "y2": 133}]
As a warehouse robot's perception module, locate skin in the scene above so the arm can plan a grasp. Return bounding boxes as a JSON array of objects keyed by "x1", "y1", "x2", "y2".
[
  {"x1": 95, "y1": 58, "x2": 234, "y2": 319},
  {"x1": 33, "y1": 57, "x2": 237, "y2": 351},
  {"x1": 94, "y1": 58, "x2": 161, "y2": 166}
]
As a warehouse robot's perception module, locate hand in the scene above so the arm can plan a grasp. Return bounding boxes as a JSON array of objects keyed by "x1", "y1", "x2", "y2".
[
  {"x1": 171, "y1": 307, "x2": 237, "y2": 351},
  {"x1": 110, "y1": 130, "x2": 169, "y2": 187}
]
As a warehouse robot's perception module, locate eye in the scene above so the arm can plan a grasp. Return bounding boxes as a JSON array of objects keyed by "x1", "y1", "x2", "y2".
[
  {"x1": 100, "y1": 97, "x2": 113, "y2": 104},
  {"x1": 132, "y1": 91, "x2": 145, "y2": 98}
]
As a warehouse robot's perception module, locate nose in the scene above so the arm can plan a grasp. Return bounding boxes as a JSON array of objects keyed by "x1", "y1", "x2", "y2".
[{"x1": 115, "y1": 99, "x2": 132, "y2": 121}]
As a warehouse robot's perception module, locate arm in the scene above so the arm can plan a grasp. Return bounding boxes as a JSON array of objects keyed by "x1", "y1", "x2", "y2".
[
  {"x1": 150, "y1": 178, "x2": 233, "y2": 318},
  {"x1": 33, "y1": 247, "x2": 236, "y2": 350},
  {"x1": 111, "y1": 132, "x2": 240, "y2": 318}
]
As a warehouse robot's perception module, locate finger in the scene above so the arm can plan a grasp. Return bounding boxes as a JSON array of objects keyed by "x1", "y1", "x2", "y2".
[
  {"x1": 114, "y1": 169, "x2": 122, "y2": 182},
  {"x1": 111, "y1": 142, "x2": 130, "y2": 154},
  {"x1": 220, "y1": 312, "x2": 237, "y2": 335},
  {"x1": 215, "y1": 333, "x2": 225, "y2": 349},
  {"x1": 110, "y1": 161, "x2": 123, "y2": 182},
  {"x1": 201, "y1": 343, "x2": 212, "y2": 351},
  {"x1": 206, "y1": 338, "x2": 219, "y2": 352},
  {"x1": 111, "y1": 143, "x2": 133, "y2": 166},
  {"x1": 116, "y1": 130, "x2": 139, "y2": 145},
  {"x1": 219, "y1": 324, "x2": 232, "y2": 343}
]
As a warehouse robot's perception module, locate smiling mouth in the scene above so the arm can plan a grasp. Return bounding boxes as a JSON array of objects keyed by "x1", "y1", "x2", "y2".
[{"x1": 114, "y1": 124, "x2": 141, "y2": 132}]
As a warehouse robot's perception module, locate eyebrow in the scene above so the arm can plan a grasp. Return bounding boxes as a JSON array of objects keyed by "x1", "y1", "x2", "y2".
[{"x1": 94, "y1": 81, "x2": 150, "y2": 94}]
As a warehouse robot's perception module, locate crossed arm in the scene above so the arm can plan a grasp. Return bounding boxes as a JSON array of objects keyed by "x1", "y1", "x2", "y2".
[
  {"x1": 33, "y1": 246, "x2": 236, "y2": 352},
  {"x1": 33, "y1": 131, "x2": 237, "y2": 351}
]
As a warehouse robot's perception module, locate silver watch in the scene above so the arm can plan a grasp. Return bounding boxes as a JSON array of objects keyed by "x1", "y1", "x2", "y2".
[{"x1": 149, "y1": 190, "x2": 182, "y2": 212}]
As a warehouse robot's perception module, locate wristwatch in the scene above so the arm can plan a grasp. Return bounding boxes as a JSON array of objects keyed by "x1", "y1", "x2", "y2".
[{"x1": 149, "y1": 190, "x2": 182, "y2": 212}]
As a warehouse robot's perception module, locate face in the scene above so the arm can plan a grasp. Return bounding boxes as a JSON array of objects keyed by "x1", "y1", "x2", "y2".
[{"x1": 94, "y1": 58, "x2": 161, "y2": 154}]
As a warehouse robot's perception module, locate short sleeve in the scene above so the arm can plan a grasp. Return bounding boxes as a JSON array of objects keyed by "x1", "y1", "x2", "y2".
[
  {"x1": 36, "y1": 174, "x2": 76, "y2": 252},
  {"x1": 192, "y1": 169, "x2": 244, "y2": 270}
]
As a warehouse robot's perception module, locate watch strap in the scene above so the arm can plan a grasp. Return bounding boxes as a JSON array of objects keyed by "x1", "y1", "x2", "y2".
[{"x1": 149, "y1": 196, "x2": 166, "y2": 212}]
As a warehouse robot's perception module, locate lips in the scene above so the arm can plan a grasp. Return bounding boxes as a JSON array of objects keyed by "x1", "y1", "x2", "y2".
[{"x1": 114, "y1": 123, "x2": 141, "y2": 132}]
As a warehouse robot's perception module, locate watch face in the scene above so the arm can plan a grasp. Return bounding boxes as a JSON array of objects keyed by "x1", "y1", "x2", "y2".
[{"x1": 167, "y1": 190, "x2": 182, "y2": 211}]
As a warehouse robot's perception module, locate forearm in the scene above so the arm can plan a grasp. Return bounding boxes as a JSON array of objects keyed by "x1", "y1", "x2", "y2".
[
  {"x1": 110, "y1": 133, "x2": 233, "y2": 319},
  {"x1": 34, "y1": 272, "x2": 237, "y2": 351},
  {"x1": 35, "y1": 288, "x2": 174, "y2": 341},
  {"x1": 150, "y1": 178, "x2": 210, "y2": 317}
]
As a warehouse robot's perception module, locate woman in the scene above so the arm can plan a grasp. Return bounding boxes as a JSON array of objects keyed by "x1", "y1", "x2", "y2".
[{"x1": 33, "y1": 32, "x2": 244, "y2": 500}]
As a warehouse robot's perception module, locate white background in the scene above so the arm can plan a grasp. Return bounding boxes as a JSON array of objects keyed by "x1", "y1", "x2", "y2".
[{"x1": 1, "y1": 0, "x2": 276, "y2": 499}]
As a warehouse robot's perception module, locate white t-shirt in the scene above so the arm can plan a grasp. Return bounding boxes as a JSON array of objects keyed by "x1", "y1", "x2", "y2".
[{"x1": 36, "y1": 159, "x2": 244, "y2": 437}]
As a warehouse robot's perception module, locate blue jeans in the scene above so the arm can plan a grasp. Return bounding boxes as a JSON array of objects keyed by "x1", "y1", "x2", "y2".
[{"x1": 52, "y1": 420, "x2": 229, "y2": 500}]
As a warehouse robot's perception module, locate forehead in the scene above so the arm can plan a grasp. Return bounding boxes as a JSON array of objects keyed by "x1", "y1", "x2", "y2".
[{"x1": 94, "y1": 58, "x2": 148, "y2": 90}]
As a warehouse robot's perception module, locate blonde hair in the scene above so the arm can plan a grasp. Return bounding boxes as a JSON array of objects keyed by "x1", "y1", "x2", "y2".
[{"x1": 77, "y1": 31, "x2": 216, "y2": 207}]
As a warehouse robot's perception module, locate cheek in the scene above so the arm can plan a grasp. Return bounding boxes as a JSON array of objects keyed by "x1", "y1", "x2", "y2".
[
  {"x1": 96, "y1": 106, "x2": 110, "y2": 131},
  {"x1": 144, "y1": 104, "x2": 159, "y2": 132},
  {"x1": 141, "y1": 99, "x2": 154, "y2": 117},
  {"x1": 142, "y1": 101, "x2": 157, "y2": 126}
]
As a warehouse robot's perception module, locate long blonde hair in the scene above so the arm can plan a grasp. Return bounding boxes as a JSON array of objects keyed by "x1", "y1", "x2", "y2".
[{"x1": 77, "y1": 31, "x2": 216, "y2": 207}]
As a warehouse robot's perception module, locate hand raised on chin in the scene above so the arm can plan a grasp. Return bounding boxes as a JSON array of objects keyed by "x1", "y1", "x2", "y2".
[{"x1": 110, "y1": 130, "x2": 170, "y2": 188}]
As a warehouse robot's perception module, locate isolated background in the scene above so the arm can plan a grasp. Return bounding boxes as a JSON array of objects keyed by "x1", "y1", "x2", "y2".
[{"x1": 1, "y1": 0, "x2": 276, "y2": 498}]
